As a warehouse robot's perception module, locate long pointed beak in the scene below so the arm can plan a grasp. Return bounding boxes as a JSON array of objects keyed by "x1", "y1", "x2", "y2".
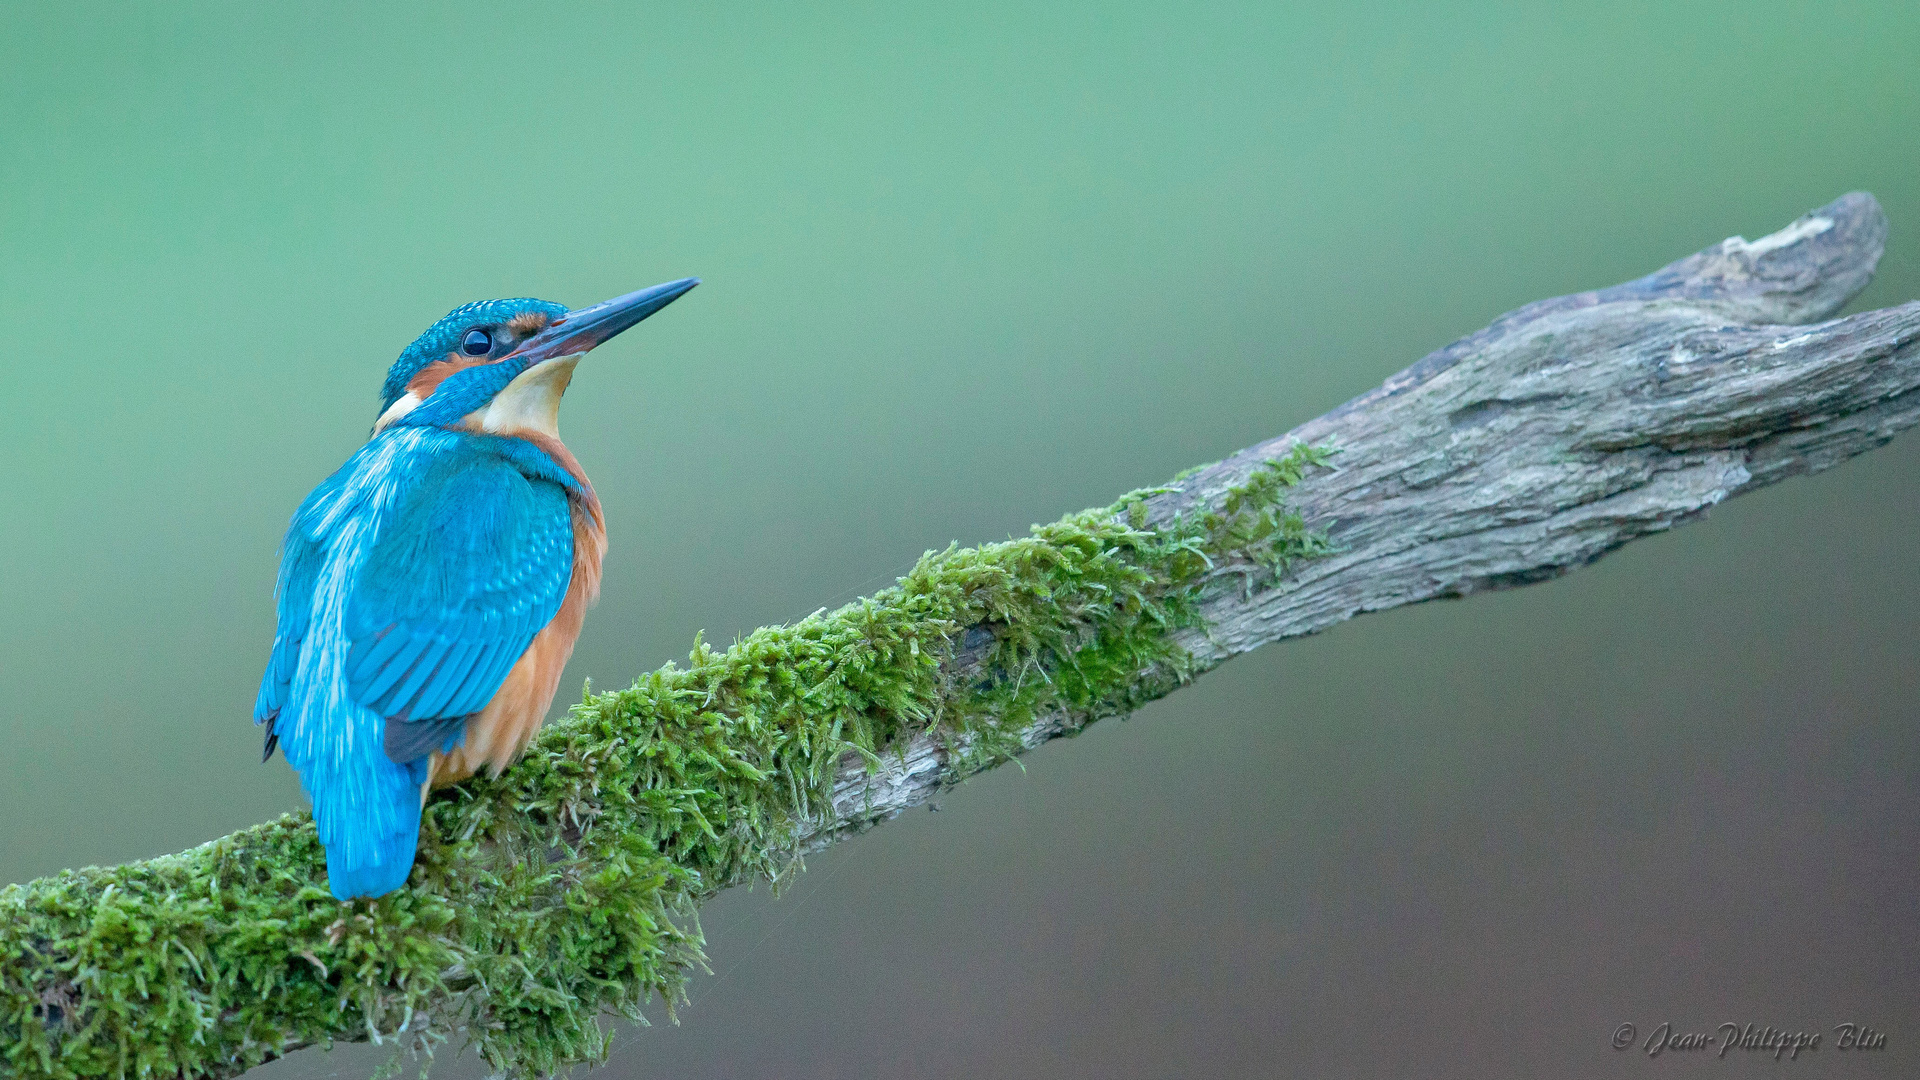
[{"x1": 511, "y1": 277, "x2": 699, "y2": 363}]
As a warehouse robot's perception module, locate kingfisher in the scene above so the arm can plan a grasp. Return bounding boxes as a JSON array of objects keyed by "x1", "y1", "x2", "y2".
[{"x1": 255, "y1": 278, "x2": 698, "y2": 900}]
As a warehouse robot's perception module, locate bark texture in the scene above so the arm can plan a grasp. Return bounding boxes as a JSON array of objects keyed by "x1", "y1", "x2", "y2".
[{"x1": 822, "y1": 191, "x2": 1916, "y2": 838}]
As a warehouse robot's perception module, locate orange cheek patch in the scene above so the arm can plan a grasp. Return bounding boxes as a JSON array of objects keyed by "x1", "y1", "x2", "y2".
[{"x1": 407, "y1": 353, "x2": 493, "y2": 399}]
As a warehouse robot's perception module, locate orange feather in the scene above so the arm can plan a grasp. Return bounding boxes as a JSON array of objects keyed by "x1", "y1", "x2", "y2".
[{"x1": 405, "y1": 352, "x2": 491, "y2": 400}]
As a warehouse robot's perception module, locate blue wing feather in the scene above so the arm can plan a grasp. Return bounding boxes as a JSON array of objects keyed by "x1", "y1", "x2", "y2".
[
  {"x1": 344, "y1": 450, "x2": 575, "y2": 740},
  {"x1": 411, "y1": 640, "x2": 478, "y2": 719},
  {"x1": 255, "y1": 529, "x2": 324, "y2": 729}
]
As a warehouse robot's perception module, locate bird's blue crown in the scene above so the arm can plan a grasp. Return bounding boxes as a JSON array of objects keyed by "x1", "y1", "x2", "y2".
[{"x1": 380, "y1": 297, "x2": 570, "y2": 412}]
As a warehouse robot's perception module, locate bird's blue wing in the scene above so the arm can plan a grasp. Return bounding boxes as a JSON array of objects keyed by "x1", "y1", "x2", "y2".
[
  {"x1": 254, "y1": 487, "x2": 336, "y2": 759},
  {"x1": 342, "y1": 451, "x2": 575, "y2": 754},
  {"x1": 255, "y1": 536, "x2": 320, "y2": 720}
]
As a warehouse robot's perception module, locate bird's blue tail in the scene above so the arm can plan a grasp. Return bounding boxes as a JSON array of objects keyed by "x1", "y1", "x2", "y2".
[
  {"x1": 315, "y1": 753, "x2": 430, "y2": 900},
  {"x1": 282, "y1": 694, "x2": 432, "y2": 900}
]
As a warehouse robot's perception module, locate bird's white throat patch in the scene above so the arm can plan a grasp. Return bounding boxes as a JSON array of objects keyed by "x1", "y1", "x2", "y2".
[
  {"x1": 478, "y1": 357, "x2": 579, "y2": 438},
  {"x1": 372, "y1": 392, "x2": 422, "y2": 433}
]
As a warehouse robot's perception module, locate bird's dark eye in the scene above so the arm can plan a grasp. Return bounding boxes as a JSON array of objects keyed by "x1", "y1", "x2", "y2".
[{"x1": 461, "y1": 328, "x2": 493, "y2": 356}]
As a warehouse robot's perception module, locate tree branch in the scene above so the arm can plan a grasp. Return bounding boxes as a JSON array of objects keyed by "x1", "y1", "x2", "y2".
[
  {"x1": 4, "y1": 193, "x2": 1915, "y2": 1080},
  {"x1": 821, "y1": 190, "x2": 1914, "y2": 839}
]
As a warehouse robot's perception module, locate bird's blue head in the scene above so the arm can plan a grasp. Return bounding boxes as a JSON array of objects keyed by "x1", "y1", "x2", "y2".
[
  {"x1": 374, "y1": 278, "x2": 698, "y2": 435},
  {"x1": 380, "y1": 298, "x2": 568, "y2": 414}
]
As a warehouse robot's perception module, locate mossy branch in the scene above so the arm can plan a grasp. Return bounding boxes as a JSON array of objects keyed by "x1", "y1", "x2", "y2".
[{"x1": 6, "y1": 192, "x2": 1920, "y2": 1080}]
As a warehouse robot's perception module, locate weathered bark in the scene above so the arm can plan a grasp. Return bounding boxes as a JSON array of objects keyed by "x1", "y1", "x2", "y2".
[{"x1": 821, "y1": 191, "x2": 1916, "y2": 839}]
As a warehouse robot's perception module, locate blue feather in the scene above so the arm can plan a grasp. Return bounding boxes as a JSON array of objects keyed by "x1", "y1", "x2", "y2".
[
  {"x1": 254, "y1": 426, "x2": 577, "y2": 899},
  {"x1": 254, "y1": 531, "x2": 323, "y2": 732},
  {"x1": 345, "y1": 453, "x2": 574, "y2": 724},
  {"x1": 359, "y1": 635, "x2": 433, "y2": 709},
  {"x1": 411, "y1": 639, "x2": 478, "y2": 719}
]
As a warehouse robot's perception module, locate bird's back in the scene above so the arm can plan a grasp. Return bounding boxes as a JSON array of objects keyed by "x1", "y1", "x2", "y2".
[{"x1": 257, "y1": 426, "x2": 592, "y2": 898}]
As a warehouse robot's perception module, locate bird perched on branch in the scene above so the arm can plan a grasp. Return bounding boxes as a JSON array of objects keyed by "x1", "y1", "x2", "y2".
[{"x1": 255, "y1": 278, "x2": 698, "y2": 899}]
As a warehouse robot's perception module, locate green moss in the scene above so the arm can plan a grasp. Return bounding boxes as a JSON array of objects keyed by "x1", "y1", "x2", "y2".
[{"x1": 0, "y1": 443, "x2": 1331, "y2": 1080}]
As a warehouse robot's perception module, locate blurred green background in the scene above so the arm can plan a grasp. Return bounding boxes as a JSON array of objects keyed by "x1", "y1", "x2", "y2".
[{"x1": 4, "y1": 2, "x2": 1917, "y2": 1077}]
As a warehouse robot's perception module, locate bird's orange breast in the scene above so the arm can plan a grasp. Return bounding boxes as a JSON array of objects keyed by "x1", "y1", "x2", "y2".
[{"x1": 428, "y1": 434, "x2": 605, "y2": 788}]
